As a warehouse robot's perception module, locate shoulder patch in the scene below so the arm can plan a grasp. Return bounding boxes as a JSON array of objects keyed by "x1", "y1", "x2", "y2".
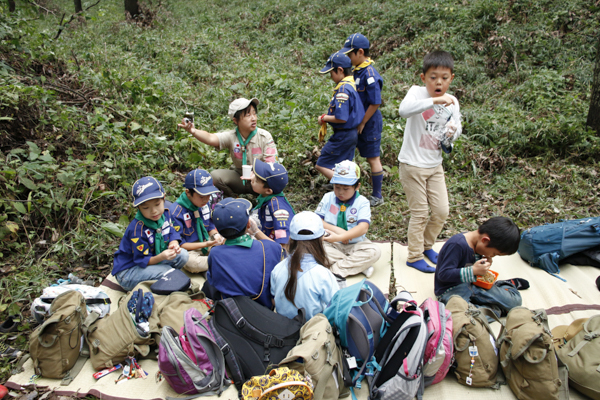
[
  {"x1": 367, "y1": 77, "x2": 375, "y2": 85},
  {"x1": 273, "y1": 210, "x2": 290, "y2": 220},
  {"x1": 355, "y1": 78, "x2": 361, "y2": 86},
  {"x1": 131, "y1": 238, "x2": 139, "y2": 244},
  {"x1": 336, "y1": 93, "x2": 349, "y2": 101},
  {"x1": 136, "y1": 244, "x2": 144, "y2": 252}
]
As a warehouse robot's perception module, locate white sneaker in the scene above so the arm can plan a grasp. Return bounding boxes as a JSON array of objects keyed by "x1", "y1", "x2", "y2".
[{"x1": 363, "y1": 266, "x2": 374, "y2": 278}]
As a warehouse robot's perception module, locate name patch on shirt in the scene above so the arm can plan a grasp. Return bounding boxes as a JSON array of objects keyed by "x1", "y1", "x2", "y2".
[
  {"x1": 367, "y1": 77, "x2": 375, "y2": 85},
  {"x1": 275, "y1": 230, "x2": 287, "y2": 239}
]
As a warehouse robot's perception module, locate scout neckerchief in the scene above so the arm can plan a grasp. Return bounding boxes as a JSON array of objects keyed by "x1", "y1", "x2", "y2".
[
  {"x1": 135, "y1": 210, "x2": 168, "y2": 255},
  {"x1": 353, "y1": 58, "x2": 374, "y2": 72},
  {"x1": 176, "y1": 192, "x2": 210, "y2": 255},
  {"x1": 225, "y1": 233, "x2": 253, "y2": 248},
  {"x1": 333, "y1": 76, "x2": 356, "y2": 93},
  {"x1": 336, "y1": 191, "x2": 359, "y2": 231},
  {"x1": 236, "y1": 127, "x2": 258, "y2": 185},
  {"x1": 253, "y1": 192, "x2": 296, "y2": 213}
]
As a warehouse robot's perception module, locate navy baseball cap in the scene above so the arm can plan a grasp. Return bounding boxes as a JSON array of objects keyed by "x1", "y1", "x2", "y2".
[
  {"x1": 253, "y1": 159, "x2": 289, "y2": 194},
  {"x1": 319, "y1": 52, "x2": 352, "y2": 74},
  {"x1": 212, "y1": 198, "x2": 252, "y2": 234},
  {"x1": 330, "y1": 160, "x2": 360, "y2": 185},
  {"x1": 340, "y1": 33, "x2": 370, "y2": 54},
  {"x1": 132, "y1": 176, "x2": 165, "y2": 207},
  {"x1": 183, "y1": 169, "x2": 219, "y2": 196}
]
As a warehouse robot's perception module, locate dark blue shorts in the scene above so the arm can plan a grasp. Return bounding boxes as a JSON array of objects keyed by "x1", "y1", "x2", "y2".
[
  {"x1": 316, "y1": 128, "x2": 358, "y2": 169},
  {"x1": 357, "y1": 115, "x2": 382, "y2": 158}
]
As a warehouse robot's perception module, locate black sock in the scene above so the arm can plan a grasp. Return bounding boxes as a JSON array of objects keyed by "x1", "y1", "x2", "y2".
[
  {"x1": 499, "y1": 278, "x2": 530, "y2": 290},
  {"x1": 596, "y1": 276, "x2": 600, "y2": 292}
]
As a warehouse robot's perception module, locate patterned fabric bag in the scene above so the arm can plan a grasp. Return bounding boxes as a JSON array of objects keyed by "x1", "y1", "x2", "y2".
[{"x1": 241, "y1": 367, "x2": 313, "y2": 400}]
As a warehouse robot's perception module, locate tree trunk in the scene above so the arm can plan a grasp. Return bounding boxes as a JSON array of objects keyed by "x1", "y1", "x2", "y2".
[
  {"x1": 587, "y1": 34, "x2": 600, "y2": 133},
  {"x1": 8, "y1": 0, "x2": 15, "y2": 12},
  {"x1": 124, "y1": 0, "x2": 140, "y2": 17},
  {"x1": 74, "y1": 0, "x2": 82, "y2": 13}
]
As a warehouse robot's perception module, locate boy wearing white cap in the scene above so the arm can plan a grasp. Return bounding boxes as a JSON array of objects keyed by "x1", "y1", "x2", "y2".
[
  {"x1": 315, "y1": 160, "x2": 381, "y2": 277},
  {"x1": 178, "y1": 98, "x2": 279, "y2": 197}
]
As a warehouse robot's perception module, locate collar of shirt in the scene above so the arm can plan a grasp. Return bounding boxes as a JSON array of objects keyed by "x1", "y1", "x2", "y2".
[{"x1": 225, "y1": 233, "x2": 254, "y2": 248}]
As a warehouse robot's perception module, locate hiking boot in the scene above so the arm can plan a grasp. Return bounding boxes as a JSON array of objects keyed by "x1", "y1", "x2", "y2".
[
  {"x1": 0, "y1": 343, "x2": 21, "y2": 361},
  {"x1": 368, "y1": 195, "x2": 384, "y2": 207}
]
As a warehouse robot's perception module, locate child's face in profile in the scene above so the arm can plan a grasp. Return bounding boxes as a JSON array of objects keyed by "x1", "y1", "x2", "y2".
[
  {"x1": 138, "y1": 197, "x2": 165, "y2": 221},
  {"x1": 249, "y1": 172, "x2": 272, "y2": 196},
  {"x1": 420, "y1": 66, "x2": 454, "y2": 98},
  {"x1": 329, "y1": 67, "x2": 345, "y2": 84},
  {"x1": 187, "y1": 190, "x2": 211, "y2": 208},
  {"x1": 333, "y1": 183, "x2": 360, "y2": 203}
]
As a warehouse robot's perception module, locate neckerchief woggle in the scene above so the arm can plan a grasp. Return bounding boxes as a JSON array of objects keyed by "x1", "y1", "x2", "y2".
[
  {"x1": 353, "y1": 58, "x2": 374, "y2": 72},
  {"x1": 253, "y1": 192, "x2": 296, "y2": 214},
  {"x1": 135, "y1": 210, "x2": 168, "y2": 255},
  {"x1": 336, "y1": 191, "x2": 359, "y2": 231},
  {"x1": 176, "y1": 192, "x2": 210, "y2": 255},
  {"x1": 236, "y1": 127, "x2": 258, "y2": 186}
]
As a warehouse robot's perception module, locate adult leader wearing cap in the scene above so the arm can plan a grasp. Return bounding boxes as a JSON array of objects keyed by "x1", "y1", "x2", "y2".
[
  {"x1": 178, "y1": 98, "x2": 279, "y2": 198},
  {"x1": 203, "y1": 198, "x2": 284, "y2": 308}
]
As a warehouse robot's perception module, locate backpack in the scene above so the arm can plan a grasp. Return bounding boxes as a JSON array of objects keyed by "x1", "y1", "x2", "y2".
[
  {"x1": 29, "y1": 290, "x2": 96, "y2": 385},
  {"x1": 368, "y1": 291, "x2": 427, "y2": 400},
  {"x1": 497, "y1": 307, "x2": 568, "y2": 400},
  {"x1": 323, "y1": 279, "x2": 390, "y2": 385},
  {"x1": 157, "y1": 309, "x2": 229, "y2": 397},
  {"x1": 554, "y1": 314, "x2": 600, "y2": 400},
  {"x1": 445, "y1": 295, "x2": 501, "y2": 388},
  {"x1": 240, "y1": 367, "x2": 314, "y2": 400},
  {"x1": 518, "y1": 217, "x2": 600, "y2": 278},
  {"x1": 419, "y1": 297, "x2": 453, "y2": 386},
  {"x1": 209, "y1": 296, "x2": 305, "y2": 390},
  {"x1": 278, "y1": 313, "x2": 351, "y2": 400}
]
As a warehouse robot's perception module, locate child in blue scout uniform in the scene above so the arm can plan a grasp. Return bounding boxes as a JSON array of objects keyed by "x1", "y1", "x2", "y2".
[
  {"x1": 112, "y1": 177, "x2": 189, "y2": 291},
  {"x1": 435, "y1": 217, "x2": 529, "y2": 317},
  {"x1": 204, "y1": 198, "x2": 284, "y2": 308},
  {"x1": 316, "y1": 160, "x2": 381, "y2": 278},
  {"x1": 270, "y1": 211, "x2": 339, "y2": 320},
  {"x1": 249, "y1": 159, "x2": 295, "y2": 248},
  {"x1": 316, "y1": 52, "x2": 365, "y2": 182},
  {"x1": 340, "y1": 33, "x2": 385, "y2": 207},
  {"x1": 169, "y1": 169, "x2": 224, "y2": 273}
]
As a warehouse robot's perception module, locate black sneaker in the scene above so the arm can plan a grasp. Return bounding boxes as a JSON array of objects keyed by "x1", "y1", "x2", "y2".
[
  {"x1": 0, "y1": 315, "x2": 19, "y2": 333},
  {"x1": 0, "y1": 343, "x2": 21, "y2": 361}
]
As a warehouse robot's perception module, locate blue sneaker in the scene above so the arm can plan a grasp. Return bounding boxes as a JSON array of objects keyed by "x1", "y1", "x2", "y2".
[
  {"x1": 127, "y1": 289, "x2": 143, "y2": 314},
  {"x1": 407, "y1": 259, "x2": 435, "y2": 273},
  {"x1": 423, "y1": 249, "x2": 439, "y2": 264},
  {"x1": 138, "y1": 292, "x2": 154, "y2": 323}
]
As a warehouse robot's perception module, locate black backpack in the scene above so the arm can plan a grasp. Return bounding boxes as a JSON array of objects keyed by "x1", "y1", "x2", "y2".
[{"x1": 208, "y1": 296, "x2": 305, "y2": 390}]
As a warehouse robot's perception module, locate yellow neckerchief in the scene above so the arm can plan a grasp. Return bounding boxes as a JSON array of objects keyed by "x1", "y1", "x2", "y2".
[
  {"x1": 333, "y1": 76, "x2": 356, "y2": 92},
  {"x1": 353, "y1": 58, "x2": 374, "y2": 72}
]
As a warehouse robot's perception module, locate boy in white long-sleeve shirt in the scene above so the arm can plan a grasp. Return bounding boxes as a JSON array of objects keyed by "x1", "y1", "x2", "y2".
[{"x1": 398, "y1": 50, "x2": 462, "y2": 273}]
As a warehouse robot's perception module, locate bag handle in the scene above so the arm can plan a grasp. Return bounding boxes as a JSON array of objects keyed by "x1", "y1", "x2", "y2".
[
  {"x1": 251, "y1": 240, "x2": 267, "y2": 301},
  {"x1": 259, "y1": 381, "x2": 313, "y2": 399}
]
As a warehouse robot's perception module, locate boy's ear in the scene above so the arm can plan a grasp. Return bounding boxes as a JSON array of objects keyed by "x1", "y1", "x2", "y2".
[
  {"x1": 356, "y1": 182, "x2": 361, "y2": 191},
  {"x1": 358, "y1": 48, "x2": 365, "y2": 57},
  {"x1": 264, "y1": 187, "x2": 273, "y2": 196},
  {"x1": 420, "y1": 72, "x2": 426, "y2": 84},
  {"x1": 480, "y1": 234, "x2": 491, "y2": 246}
]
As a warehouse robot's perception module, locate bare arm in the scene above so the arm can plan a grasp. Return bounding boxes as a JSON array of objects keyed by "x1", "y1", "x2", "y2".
[{"x1": 178, "y1": 119, "x2": 220, "y2": 148}]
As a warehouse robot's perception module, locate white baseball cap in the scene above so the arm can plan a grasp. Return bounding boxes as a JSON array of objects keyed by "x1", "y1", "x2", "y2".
[
  {"x1": 228, "y1": 98, "x2": 259, "y2": 119},
  {"x1": 290, "y1": 211, "x2": 325, "y2": 241},
  {"x1": 330, "y1": 160, "x2": 360, "y2": 185}
]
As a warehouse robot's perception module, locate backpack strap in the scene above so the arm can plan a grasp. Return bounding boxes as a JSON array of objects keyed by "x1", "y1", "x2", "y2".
[{"x1": 41, "y1": 298, "x2": 111, "y2": 305}]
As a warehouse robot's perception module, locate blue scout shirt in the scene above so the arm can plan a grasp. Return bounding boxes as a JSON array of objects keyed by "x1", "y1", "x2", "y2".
[
  {"x1": 327, "y1": 78, "x2": 365, "y2": 131},
  {"x1": 112, "y1": 209, "x2": 181, "y2": 275},
  {"x1": 207, "y1": 237, "x2": 284, "y2": 308},
  {"x1": 354, "y1": 64, "x2": 383, "y2": 135},
  {"x1": 253, "y1": 196, "x2": 295, "y2": 245},
  {"x1": 315, "y1": 191, "x2": 371, "y2": 244},
  {"x1": 434, "y1": 233, "x2": 477, "y2": 297},
  {"x1": 270, "y1": 254, "x2": 339, "y2": 320},
  {"x1": 169, "y1": 202, "x2": 215, "y2": 244}
]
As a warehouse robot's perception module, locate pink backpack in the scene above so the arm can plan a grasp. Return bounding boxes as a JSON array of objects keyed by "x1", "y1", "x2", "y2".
[{"x1": 419, "y1": 298, "x2": 453, "y2": 386}]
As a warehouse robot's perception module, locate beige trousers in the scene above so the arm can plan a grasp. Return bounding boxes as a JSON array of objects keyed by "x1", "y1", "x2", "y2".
[
  {"x1": 211, "y1": 168, "x2": 256, "y2": 198},
  {"x1": 324, "y1": 239, "x2": 381, "y2": 278},
  {"x1": 183, "y1": 249, "x2": 209, "y2": 273},
  {"x1": 399, "y1": 163, "x2": 449, "y2": 263}
]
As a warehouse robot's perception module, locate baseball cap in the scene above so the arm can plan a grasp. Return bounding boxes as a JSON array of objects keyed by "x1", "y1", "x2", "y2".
[
  {"x1": 319, "y1": 52, "x2": 352, "y2": 74},
  {"x1": 290, "y1": 211, "x2": 325, "y2": 241},
  {"x1": 253, "y1": 159, "x2": 289, "y2": 194},
  {"x1": 132, "y1": 176, "x2": 165, "y2": 207},
  {"x1": 212, "y1": 198, "x2": 252, "y2": 234},
  {"x1": 183, "y1": 169, "x2": 219, "y2": 196},
  {"x1": 340, "y1": 33, "x2": 370, "y2": 54},
  {"x1": 330, "y1": 160, "x2": 360, "y2": 185},
  {"x1": 228, "y1": 98, "x2": 259, "y2": 119}
]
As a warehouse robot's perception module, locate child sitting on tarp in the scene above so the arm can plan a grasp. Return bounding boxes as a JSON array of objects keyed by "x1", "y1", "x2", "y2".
[
  {"x1": 435, "y1": 216, "x2": 530, "y2": 317},
  {"x1": 112, "y1": 177, "x2": 188, "y2": 291}
]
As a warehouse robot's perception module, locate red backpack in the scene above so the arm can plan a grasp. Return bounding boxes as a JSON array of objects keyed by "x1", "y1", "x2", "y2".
[{"x1": 419, "y1": 298, "x2": 453, "y2": 386}]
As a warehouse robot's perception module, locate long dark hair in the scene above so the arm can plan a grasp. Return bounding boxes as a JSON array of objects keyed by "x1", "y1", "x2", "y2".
[{"x1": 284, "y1": 232, "x2": 331, "y2": 306}]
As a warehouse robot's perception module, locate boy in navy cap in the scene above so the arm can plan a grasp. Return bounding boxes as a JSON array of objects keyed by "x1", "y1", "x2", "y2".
[
  {"x1": 249, "y1": 159, "x2": 295, "y2": 248},
  {"x1": 112, "y1": 177, "x2": 189, "y2": 291},
  {"x1": 341, "y1": 33, "x2": 385, "y2": 207},
  {"x1": 316, "y1": 160, "x2": 381, "y2": 278},
  {"x1": 316, "y1": 52, "x2": 365, "y2": 184},
  {"x1": 204, "y1": 198, "x2": 284, "y2": 308},
  {"x1": 169, "y1": 169, "x2": 224, "y2": 273}
]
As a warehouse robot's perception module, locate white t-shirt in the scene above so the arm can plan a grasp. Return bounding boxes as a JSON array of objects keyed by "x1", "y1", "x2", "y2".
[{"x1": 398, "y1": 86, "x2": 462, "y2": 168}]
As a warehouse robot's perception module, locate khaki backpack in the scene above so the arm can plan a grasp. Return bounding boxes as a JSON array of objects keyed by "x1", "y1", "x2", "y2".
[
  {"x1": 497, "y1": 307, "x2": 568, "y2": 400},
  {"x1": 278, "y1": 313, "x2": 350, "y2": 400},
  {"x1": 445, "y1": 296, "x2": 501, "y2": 388},
  {"x1": 86, "y1": 280, "x2": 209, "y2": 370},
  {"x1": 553, "y1": 314, "x2": 600, "y2": 400},
  {"x1": 29, "y1": 290, "x2": 96, "y2": 385}
]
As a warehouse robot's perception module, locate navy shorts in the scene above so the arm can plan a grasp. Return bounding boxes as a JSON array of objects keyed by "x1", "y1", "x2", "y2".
[
  {"x1": 317, "y1": 128, "x2": 358, "y2": 169},
  {"x1": 357, "y1": 115, "x2": 382, "y2": 158}
]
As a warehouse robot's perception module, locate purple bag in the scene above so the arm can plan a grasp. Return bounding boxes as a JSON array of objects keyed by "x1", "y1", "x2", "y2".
[{"x1": 158, "y1": 309, "x2": 229, "y2": 396}]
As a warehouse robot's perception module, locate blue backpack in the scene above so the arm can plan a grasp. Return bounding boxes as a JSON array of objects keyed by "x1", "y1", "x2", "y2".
[
  {"x1": 518, "y1": 217, "x2": 600, "y2": 279},
  {"x1": 323, "y1": 279, "x2": 391, "y2": 387}
]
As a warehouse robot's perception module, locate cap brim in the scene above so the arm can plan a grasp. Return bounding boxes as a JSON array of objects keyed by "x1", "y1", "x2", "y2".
[
  {"x1": 193, "y1": 186, "x2": 219, "y2": 196},
  {"x1": 133, "y1": 193, "x2": 165, "y2": 207},
  {"x1": 340, "y1": 46, "x2": 353, "y2": 54},
  {"x1": 330, "y1": 176, "x2": 358, "y2": 185},
  {"x1": 319, "y1": 65, "x2": 333, "y2": 74}
]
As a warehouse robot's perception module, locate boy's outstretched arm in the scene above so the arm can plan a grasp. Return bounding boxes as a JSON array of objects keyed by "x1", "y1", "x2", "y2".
[{"x1": 178, "y1": 119, "x2": 220, "y2": 148}]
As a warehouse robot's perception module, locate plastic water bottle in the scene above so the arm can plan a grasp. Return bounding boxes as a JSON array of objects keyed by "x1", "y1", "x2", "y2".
[{"x1": 68, "y1": 273, "x2": 85, "y2": 284}]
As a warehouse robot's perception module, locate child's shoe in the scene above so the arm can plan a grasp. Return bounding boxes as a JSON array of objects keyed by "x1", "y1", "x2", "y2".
[
  {"x1": 0, "y1": 342, "x2": 21, "y2": 361},
  {"x1": 423, "y1": 249, "x2": 439, "y2": 264},
  {"x1": 407, "y1": 259, "x2": 435, "y2": 273},
  {"x1": 0, "y1": 315, "x2": 20, "y2": 333},
  {"x1": 368, "y1": 195, "x2": 384, "y2": 208},
  {"x1": 499, "y1": 278, "x2": 530, "y2": 290},
  {"x1": 363, "y1": 266, "x2": 374, "y2": 278}
]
